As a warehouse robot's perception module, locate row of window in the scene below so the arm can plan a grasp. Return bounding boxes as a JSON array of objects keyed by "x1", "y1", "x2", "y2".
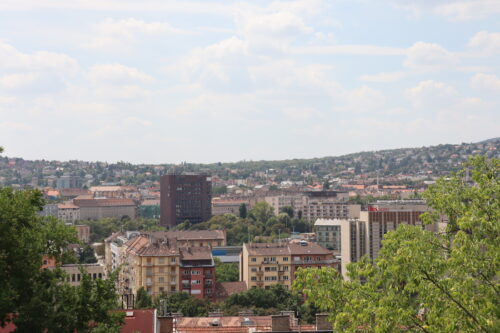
[
  {"x1": 251, "y1": 275, "x2": 289, "y2": 281},
  {"x1": 68, "y1": 272, "x2": 102, "y2": 282}
]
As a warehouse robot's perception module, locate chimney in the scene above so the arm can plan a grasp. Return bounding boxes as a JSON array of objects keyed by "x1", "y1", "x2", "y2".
[
  {"x1": 315, "y1": 313, "x2": 332, "y2": 331},
  {"x1": 158, "y1": 316, "x2": 173, "y2": 333},
  {"x1": 271, "y1": 315, "x2": 290, "y2": 332}
]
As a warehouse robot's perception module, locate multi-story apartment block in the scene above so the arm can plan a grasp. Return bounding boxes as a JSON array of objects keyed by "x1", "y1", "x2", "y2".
[
  {"x1": 211, "y1": 199, "x2": 249, "y2": 216},
  {"x1": 114, "y1": 232, "x2": 219, "y2": 300},
  {"x1": 62, "y1": 263, "x2": 106, "y2": 286},
  {"x1": 180, "y1": 247, "x2": 216, "y2": 299},
  {"x1": 57, "y1": 202, "x2": 80, "y2": 224},
  {"x1": 160, "y1": 174, "x2": 212, "y2": 227},
  {"x1": 240, "y1": 241, "x2": 338, "y2": 289},
  {"x1": 314, "y1": 219, "x2": 342, "y2": 255},
  {"x1": 74, "y1": 198, "x2": 137, "y2": 220},
  {"x1": 104, "y1": 230, "x2": 226, "y2": 273},
  {"x1": 121, "y1": 235, "x2": 181, "y2": 298},
  {"x1": 241, "y1": 243, "x2": 292, "y2": 290},
  {"x1": 339, "y1": 200, "x2": 434, "y2": 279},
  {"x1": 289, "y1": 241, "x2": 338, "y2": 279},
  {"x1": 263, "y1": 191, "x2": 359, "y2": 223}
]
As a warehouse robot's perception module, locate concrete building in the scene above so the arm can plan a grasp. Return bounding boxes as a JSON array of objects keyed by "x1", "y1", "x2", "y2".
[
  {"x1": 57, "y1": 202, "x2": 80, "y2": 224},
  {"x1": 75, "y1": 224, "x2": 90, "y2": 243},
  {"x1": 160, "y1": 174, "x2": 212, "y2": 228},
  {"x1": 56, "y1": 174, "x2": 81, "y2": 189},
  {"x1": 62, "y1": 263, "x2": 106, "y2": 286},
  {"x1": 314, "y1": 219, "x2": 342, "y2": 255},
  {"x1": 240, "y1": 241, "x2": 338, "y2": 289},
  {"x1": 74, "y1": 198, "x2": 137, "y2": 220},
  {"x1": 339, "y1": 200, "x2": 433, "y2": 278},
  {"x1": 263, "y1": 191, "x2": 359, "y2": 223},
  {"x1": 212, "y1": 199, "x2": 248, "y2": 216}
]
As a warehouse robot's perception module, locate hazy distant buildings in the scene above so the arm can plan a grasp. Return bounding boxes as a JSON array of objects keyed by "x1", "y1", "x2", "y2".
[
  {"x1": 160, "y1": 174, "x2": 212, "y2": 228},
  {"x1": 56, "y1": 174, "x2": 81, "y2": 189},
  {"x1": 74, "y1": 198, "x2": 137, "y2": 220}
]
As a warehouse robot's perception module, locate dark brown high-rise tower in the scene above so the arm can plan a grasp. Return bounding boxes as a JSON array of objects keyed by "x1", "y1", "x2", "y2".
[{"x1": 160, "y1": 174, "x2": 212, "y2": 228}]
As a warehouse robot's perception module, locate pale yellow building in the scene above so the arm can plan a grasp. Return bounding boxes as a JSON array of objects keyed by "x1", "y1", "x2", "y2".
[
  {"x1": 241, "y1": 243, "x2": 292, "y2": 289},
  {"x1": 62, "y1": 263, "x2": 106, "y2": 286}
]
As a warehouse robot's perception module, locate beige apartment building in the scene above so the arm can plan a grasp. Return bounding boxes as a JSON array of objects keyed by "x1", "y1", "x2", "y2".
[
  {"x1": 314, "y1": 219, "x2": 342, "y2": 255},
  {"x1": 121, "y1": 235, "x2": 180, "y2": 297},
  {"x1": 241, "y1": 241, "x2": 338, "y2": 289},
  {"x1": 241, "y1": 243, "x2": 292, "y2": 289},
  {"x1": 74, "y1": 198, "x2": 137, "y2": 220},
  {"x1": 212, "y1": 199, "x2": 249, "y2": 216}
]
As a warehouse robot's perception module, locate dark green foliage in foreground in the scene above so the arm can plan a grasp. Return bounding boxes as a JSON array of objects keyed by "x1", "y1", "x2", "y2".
[
  {"x1": 294, "y1": 156, "x2": 499, "y2": 332},
  {"x1": 0, "y1": 188, "x2": 123, "y2": 332},
  {"x1": 214, "y1": 258, "x2": 239, "y2": 282}
]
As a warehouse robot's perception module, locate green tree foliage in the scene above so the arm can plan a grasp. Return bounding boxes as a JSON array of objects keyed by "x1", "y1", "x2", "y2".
[
  {"x1": 81, "y1": 218, "x2": 165, "y2": 242},
  {"x1": 294, "y1": 156, "x2": 499, "y2": 332},
  {"x1": 0, "y1": 188, "x2": 123, "y2": 332},
  {"x1": 279, "y1": 206, "x2": 294, "y2": 218},
  {"x1": 248, "y1": 201, "x2": 275, "y2": 223},
  {"x1": 214, "y1": 258, "x2": 239, "y2": 282},
  {"x1": 239, "y1": 203, "x2": 247, "y2": 219},
  {"x1": 155, "y1": 292, "x2": 209, "y2": 317},
  {"x1": 212, "y1": 186, "x2": 228, "y2": 195},
  {"x1": 79, "y1": 245, "x2": 97, "y2": 264},
  {"x1": 135, "y1": 287, "x2": 153, "y2": 309}
]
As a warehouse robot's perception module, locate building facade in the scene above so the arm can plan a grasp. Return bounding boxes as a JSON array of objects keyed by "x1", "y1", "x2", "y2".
[
  {"x1": 74, "y1": 198, "x2": 137, "y2": 220},
  {"x1": 160, "y1": 174, "x2": 212, "y2": 227},
  {"x1": 240, "y1": 241, "x2": 338, "y2": 289},
  {"x1": 57, "y1": 202, "x2": 81, "y2": 224},
  {"x1": 314, "y1": 219, "x2": 342, "y2": 255}
]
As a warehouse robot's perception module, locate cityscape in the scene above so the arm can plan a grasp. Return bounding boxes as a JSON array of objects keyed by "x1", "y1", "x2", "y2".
[{"x1": 0, "y1": 0, "x2": 499, "y2": 332}]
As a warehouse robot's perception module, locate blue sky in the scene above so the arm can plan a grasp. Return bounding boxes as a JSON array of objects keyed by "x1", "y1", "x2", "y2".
[{"x1": 0, "y1": 0, "x2": 498, "y2": 163}]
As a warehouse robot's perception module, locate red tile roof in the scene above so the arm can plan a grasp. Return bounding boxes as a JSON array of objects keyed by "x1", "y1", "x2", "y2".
[
  {"x1": 116, "y1": 309, "x2": 156, "y2": 333},
  {"x1": 74, "y1": 198, "x2": 136, "y2": 207}
]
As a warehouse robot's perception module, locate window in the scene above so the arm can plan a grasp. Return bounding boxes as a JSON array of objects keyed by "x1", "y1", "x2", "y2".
[
  {"x1": 171, "y1": 286, "x2": 176, "y2": 292},
  {"x1": 184, "y1": 270, "x2": 190, "y2": 275},
  {"x1": 251, "y1": 267, "x2": 257, "y2": 272},
  {"x1": 159, "y1": 287, "x2": 164, "y2": 292},
  {"x1": 159, "y1": 277, "x2": 165, "y2": 283},
  {"x1": 283, "y1": 257, "x2": 289, "y2": 262},
  {"x1": 270, "y1": 257, "x2": 276, "y2": 262},
  {"x1": 251, "y1": 258, "x2": 256, "y2": 262},
  {"x1": 283, "y1": 275, "x2": 289, "y2": 280},
  {"x1": 191, "y1": 280, "x2": 201, "y2": 285},
  {"x1": 159, "y1": 257, "x2": 165, "y2": 264},
  {"x1": 251, "y1": 277, "x2": 257, "y2": 281},
  {"x1": 71, "y1": 274, "x2": 75, "y2": 282},
  {"x1": 171, "y1": 258, "x2": 176, "y2": 264}
]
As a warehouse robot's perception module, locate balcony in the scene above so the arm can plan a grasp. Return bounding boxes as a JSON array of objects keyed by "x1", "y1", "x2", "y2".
[
  {"x1": 292, "y1": 259, "x2": 338, "y2": 265},
  {"x1": 256, "y1": 271, "x2": 264, "y2": 275}
]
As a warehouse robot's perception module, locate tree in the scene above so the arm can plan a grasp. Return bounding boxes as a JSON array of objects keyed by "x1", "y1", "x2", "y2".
[
  {"x1": 214, "y1": 258, "x2": 239, "y2": 282},
  {"x1": 136, "y1": 287, "x2": 152, "y2": 309},
  {"x1": 294, "y1": 156, "x2": 499, "y2": 333},
  {"x1": 279, "y1": 206, "x2": 294, "y2": 218},
  {"x1": 239, "y1": 203, "x2": 247, "y2": 219},
  {"x1": 0, "y1": 188, "x2": 123, "y2": 331},
  {"x1": 249, "y1": 201, "x2": 274, "y2": 223}
]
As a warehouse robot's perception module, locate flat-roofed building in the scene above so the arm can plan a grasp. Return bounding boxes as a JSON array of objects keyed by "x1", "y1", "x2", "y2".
[
  {"x1": 62, "y1": 263, "x2": 106, "y2": 286},
  {"x1": 314, "y1": 219, "x2": 342, "y2": 255},
  {"x1": 57, "y1": 202, "x2": 80, "y2": 224},
  {"x1": 241, "y1": 241, "x2": 337, "y2": 289},
  {"x1": 74, "y1": 198, "x2": 137, "y2": 220},
  {"x1": 160, "y1": 174, "x2": 212, "y2": 228},
  {"x1": 212, "y1": 199, "x2": 249, "y2": 216}
]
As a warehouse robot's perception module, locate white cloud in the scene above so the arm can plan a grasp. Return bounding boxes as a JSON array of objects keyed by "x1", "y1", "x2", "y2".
[
  {"x1": 0, "y1": 41, "x2": 78, "y2": 72},
  {"x1": 337, "y1": 86, "x2": 386, "y2": 113},
  {"x1": 360, "y1": 71, "x2": 407, "y2": 83},
  {"x1": 293, "y1": 44, "x2": 406, "y2": 56},
  {"x1": 470, "y1": 73, "x2": 500, "y2": 93},
  {"x1": 389, "y1": 0, "x2": 500, "y2": 20},
  {"x1": 87, "y1": 64, "x2": 153, "y2": 84},
  {"x1": 406, "y1": 80, "x2": 458, "y2": 109},
  {"x1": 0, "y1": 73, "x2": 39, "y2": 89},
  {"x1": 435, "y1": 0, "x2": 500, "y2": 20},
  {"x1": 467, "y1": 31, "x2": 500, "y2": 55},
  {"x1": 404, "y1": 42, "x2": 457, "y2": 70},
  {"x1": 282, "y1": 107, "x2": 316, "y2": 120},
  {"x1": 83, "y1": 18, "x2": 189, "y2": 50}
]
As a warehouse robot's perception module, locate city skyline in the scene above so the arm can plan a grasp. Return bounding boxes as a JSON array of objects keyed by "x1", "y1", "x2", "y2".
[{"x1": 0, "y1": 0, "x2": 499, "y2": 164}]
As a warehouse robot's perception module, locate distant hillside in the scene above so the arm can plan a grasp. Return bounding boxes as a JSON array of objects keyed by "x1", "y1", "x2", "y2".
[{"x1": 0, "y1": 138, "x2": 498, "y2": 186}]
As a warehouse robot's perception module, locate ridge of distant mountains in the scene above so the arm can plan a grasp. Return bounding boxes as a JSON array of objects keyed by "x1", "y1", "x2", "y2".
[{"x1": 0, "y1": 138, "x2": 498, "y2": 185}]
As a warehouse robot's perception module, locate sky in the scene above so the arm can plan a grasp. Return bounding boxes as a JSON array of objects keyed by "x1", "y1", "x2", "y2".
[{"x1": 0, "y1": 0, "x2": 499, "y2": 164}]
